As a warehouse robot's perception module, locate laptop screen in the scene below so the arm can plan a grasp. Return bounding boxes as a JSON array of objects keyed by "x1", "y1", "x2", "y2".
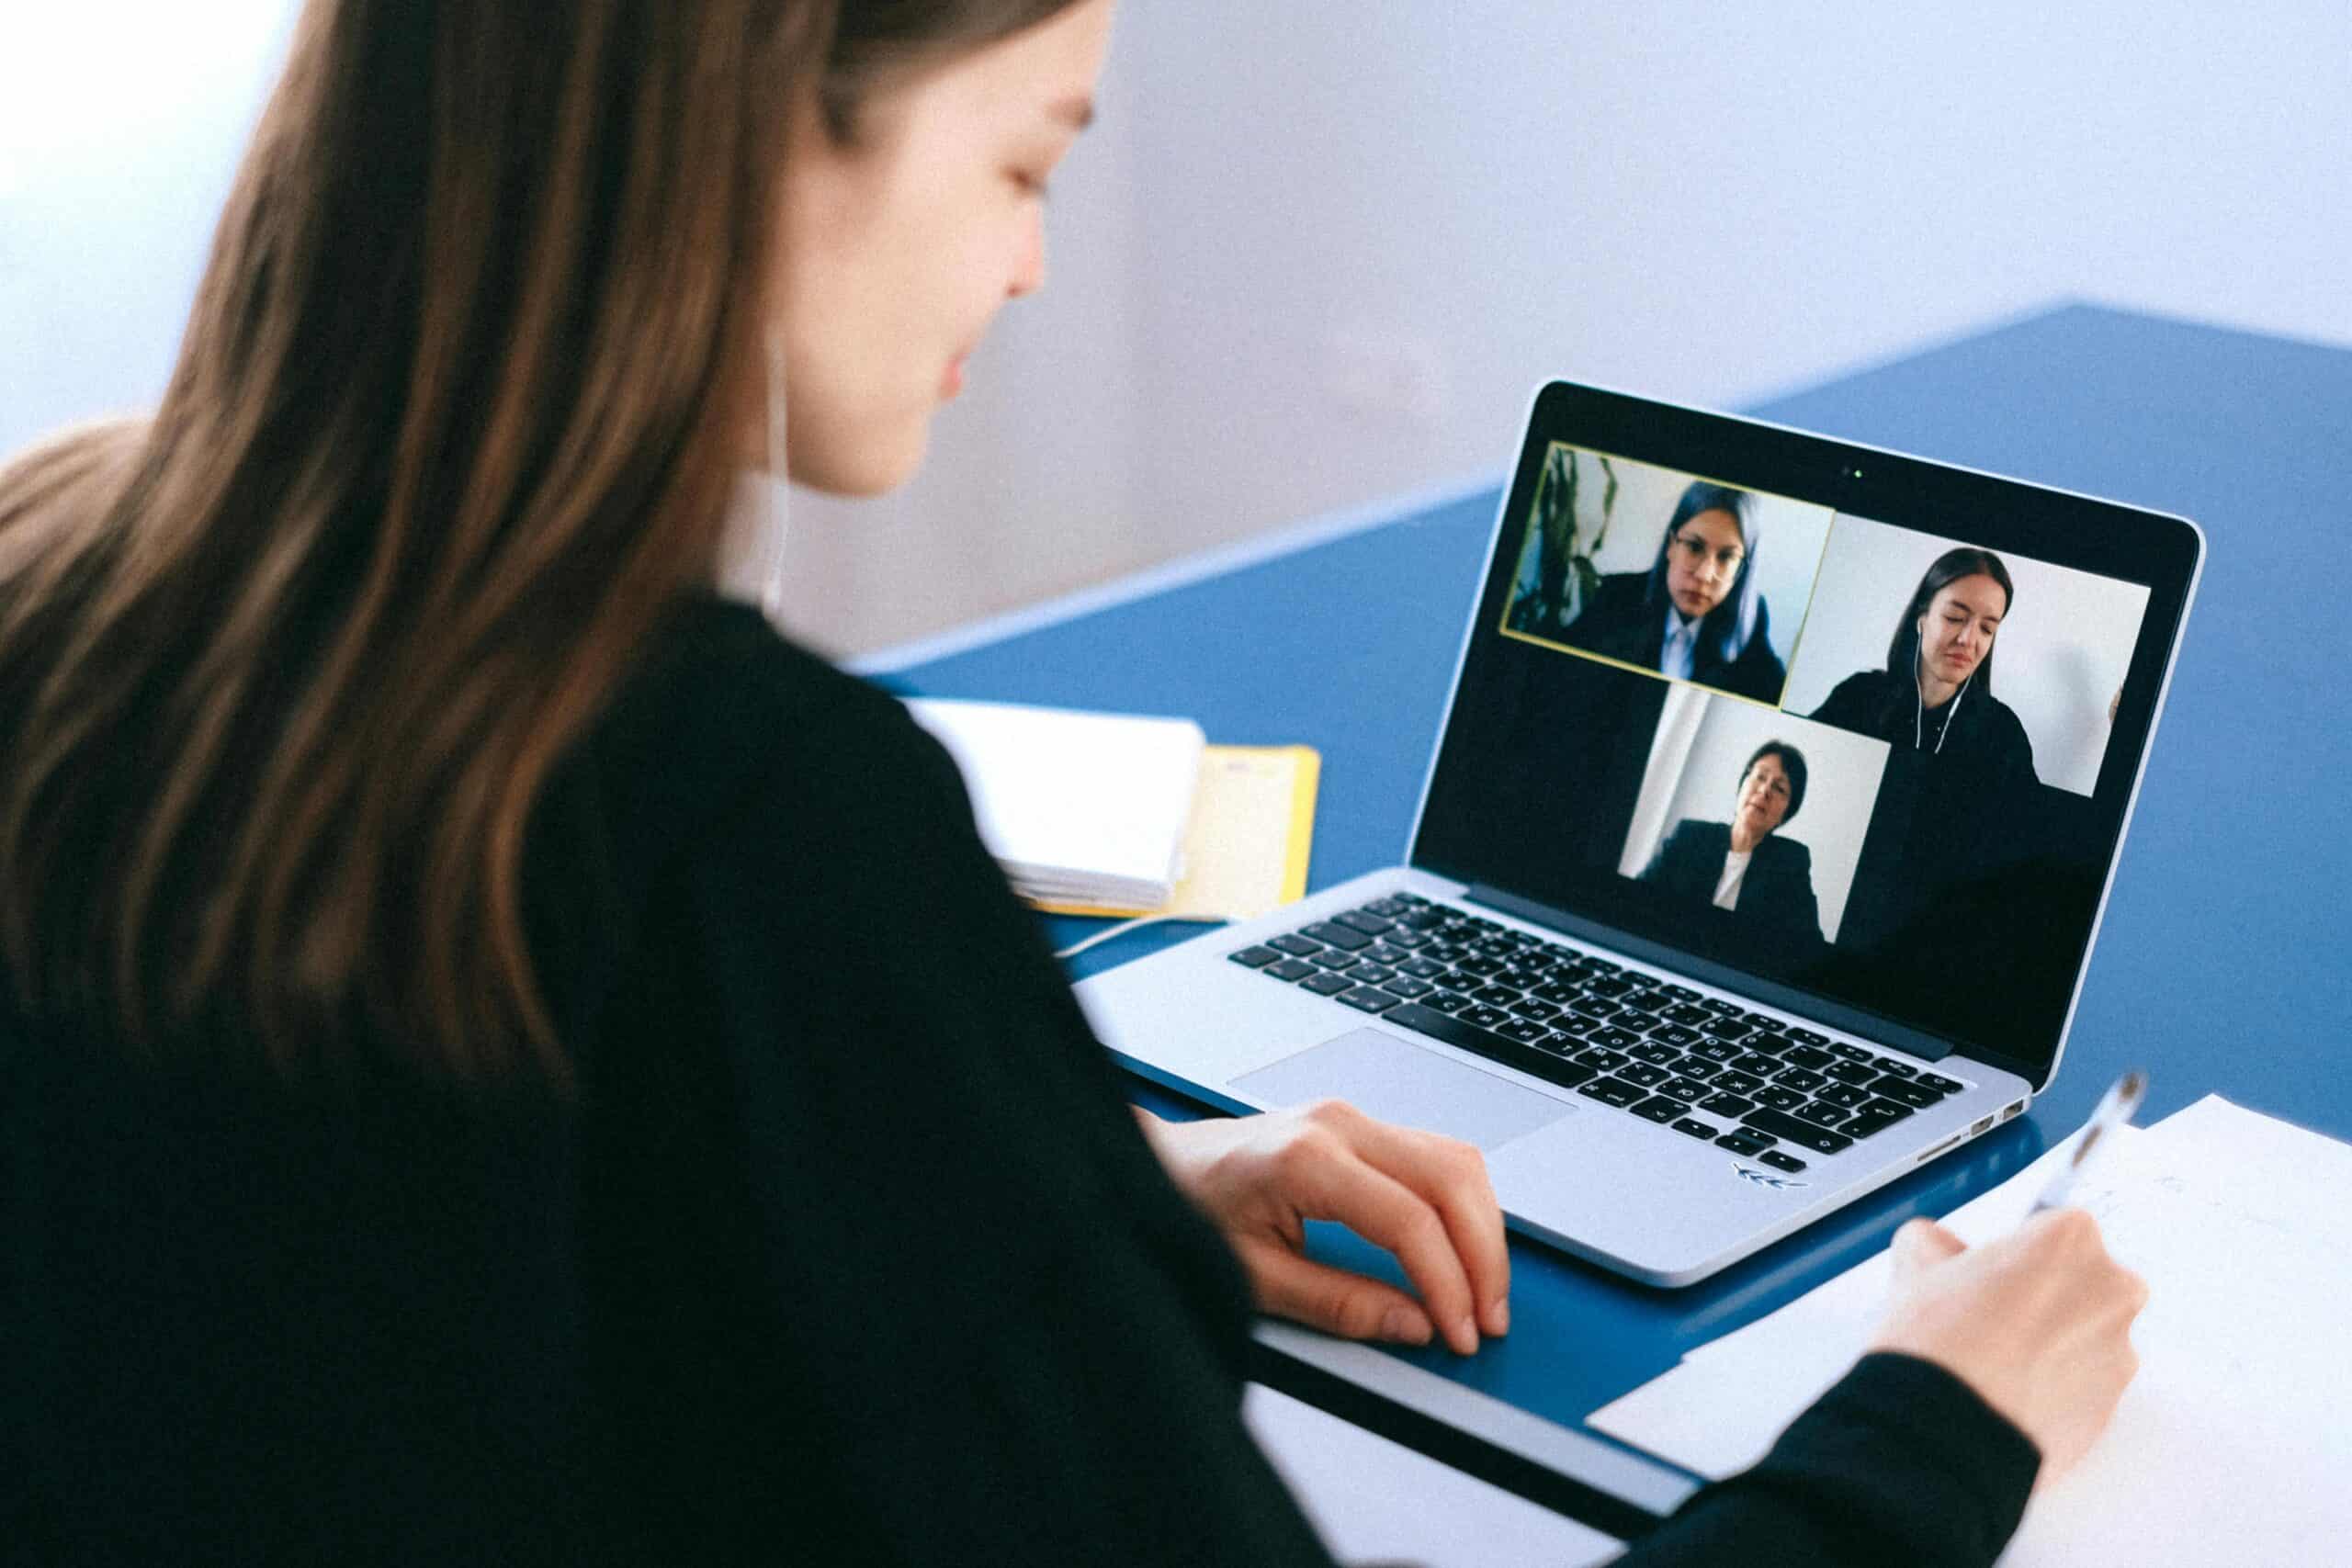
[{"x1": 1412, "y1": 383, "x2": 2200, "y2": 1085}]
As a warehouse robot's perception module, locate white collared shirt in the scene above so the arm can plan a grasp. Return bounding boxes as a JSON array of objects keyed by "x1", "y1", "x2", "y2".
[
  {"x1": 1713, "y1": 847, "x2": 1752, "y2": 911},
  {"x1": 1661, "y1": 607, "x2": 1699, "y2": 681}
]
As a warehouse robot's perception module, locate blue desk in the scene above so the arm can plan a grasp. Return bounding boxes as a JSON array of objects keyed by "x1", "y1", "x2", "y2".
[{"x1": 881, "y1": 304, "x2": 2352, "y2": 1520}]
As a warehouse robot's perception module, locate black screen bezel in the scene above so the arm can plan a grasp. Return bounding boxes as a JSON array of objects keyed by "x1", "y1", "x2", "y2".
[{"x1": 1410, "y1": 381, "x2": 2202, "y2": 1088}]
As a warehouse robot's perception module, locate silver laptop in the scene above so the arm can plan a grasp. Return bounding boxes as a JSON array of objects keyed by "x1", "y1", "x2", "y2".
[{"x1": 1076, "y1": 380, "x2": 2202, "y2": 1286}]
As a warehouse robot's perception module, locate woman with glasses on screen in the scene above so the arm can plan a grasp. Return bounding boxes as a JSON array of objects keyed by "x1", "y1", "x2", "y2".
[
  {"x1": 1559, "y1": 480, "x2": 1789, "y2": 703},
  {"x1": 0, "y1": 3, "x2": 2142, "y2": 1562},
  {"x1": 1640, "y1": 740, "x2": 1826, "y2": 949}
]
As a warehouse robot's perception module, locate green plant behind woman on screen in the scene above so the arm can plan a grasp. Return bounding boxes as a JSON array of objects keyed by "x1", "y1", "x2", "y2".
[{"x1": 1508, "y1": 446, "x2": 1617, "y2": 638}]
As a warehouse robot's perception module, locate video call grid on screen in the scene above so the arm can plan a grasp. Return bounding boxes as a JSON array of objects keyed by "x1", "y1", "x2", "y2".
[
  {"x1": 1415, "y1": 401, "x2": 2195, "y2": 1078},
  {"x1": 1498, "y1": 440, "x2": 2152, "y2": 799}
]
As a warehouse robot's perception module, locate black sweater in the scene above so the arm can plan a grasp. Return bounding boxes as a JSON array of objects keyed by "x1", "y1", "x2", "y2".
[{"x1": 0, "y1": 596, "x2": 2036, "y2": 1564}]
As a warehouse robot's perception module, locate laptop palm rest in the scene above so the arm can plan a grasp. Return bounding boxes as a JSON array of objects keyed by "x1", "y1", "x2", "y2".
[{"x1": 1231, "y1": 1029, "x2": 1577, "y2": 1151}]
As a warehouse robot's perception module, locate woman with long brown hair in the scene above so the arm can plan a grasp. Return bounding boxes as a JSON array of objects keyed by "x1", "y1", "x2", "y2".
[{"x1": 0, "y1": 3, "x2": 2144, "y2": 1563}]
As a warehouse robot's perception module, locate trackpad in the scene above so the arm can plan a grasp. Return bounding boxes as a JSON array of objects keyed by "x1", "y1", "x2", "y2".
[{"x1": 1231, "y1": 1028, "x2": 1577, "y2": 1151}]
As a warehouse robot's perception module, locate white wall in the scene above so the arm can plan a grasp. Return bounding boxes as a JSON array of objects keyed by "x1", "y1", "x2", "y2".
[
  {"x1": 6, "y1": 3, "x2": 2347, "y2": 656},
  {"x1": 1622, "y1": 685, "x2": 1890, "y2": 943},
  {"x1": 1781, "y1": 514, "x2": 2150, "y2": 795}
]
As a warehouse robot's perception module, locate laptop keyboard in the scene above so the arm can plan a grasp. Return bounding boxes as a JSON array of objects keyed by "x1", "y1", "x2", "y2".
[{"x1": 1227, "y1": 894, "x2": 1970, "y2": 1175}]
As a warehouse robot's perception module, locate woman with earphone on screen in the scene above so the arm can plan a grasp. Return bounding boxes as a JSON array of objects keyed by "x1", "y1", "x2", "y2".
[{"x1": 1808, "y1": 547, "x2": 2039, "y2": 786}]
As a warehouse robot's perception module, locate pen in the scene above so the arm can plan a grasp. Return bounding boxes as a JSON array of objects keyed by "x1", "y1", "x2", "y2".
[{"x1": 2029, "y1": 1069, "x2": 2148, "y2": 1214}]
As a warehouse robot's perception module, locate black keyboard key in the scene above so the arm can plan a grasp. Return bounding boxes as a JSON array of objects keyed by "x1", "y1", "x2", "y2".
[
  {"x1": 1300, "y1": 920, "x2": 1373, "y2": 951},
  {"x1": 1385, "y1": 976, "x2": 1434, "y2": 998},
  {"x1": 1422, "y1": 990, "x2": 1470, "y2": 1014},
  {"x1": 1577, "y1": 998, "x2": 1625, "y2": 1021},
  {"x1": 1630, "y1": 1043, "x2": 1682, "y2": 1066},
  {"x1": 1700, "y1": 1091, "x2": 1757, "y2": 1117},
  {"x1": 1758, "y1": 1150, "x2": 1808, "y2": 1174},
  {"x1": 1379, "y1": 1002, "x2": 1600, "y2": 1094},
  {"x1": 1586, "y1": 976, "x2": 1635, "y2": 999},
  {"x1": 1785, "y1": 1027, "x2": 1827, "y2": 1046},
  {"x1": 1572, "y1": 1045, "x2": 1630, "y2": 1072},
  {"x1": 1700, "y1": 998, "x2": 1741, "y2": 1015},
  {"x1": 1731, "y1": 1052, "x2": 1781, "y2": 1076},
  {"x1": 1826, "y1": 1042, "x2": 1871, "y2": 1062},
  {"x1": 1457, "y1": 954, "x2": 1507, "y2": 977},
  {"x1": 1671, "y1": 1117, "x2": 1718, "y2": 1140},
  {"x1": 1549, "y1": 1013, "x2": 1600, "y2": 1037},
  {"x1": 1383, "y1": 929, "x2": 1430, "y2": 950},
  {"x1": 1398, "y1": 957, "x2": 1445, "y2": 979},
  {"x1": 1581, "y1": 955, "x2": 1623, "y2": 975},
  {"x1": 1756, "y1": 1084, "x2": 1807, "y2": 1111},
  {"x1": 1265, "y1": 958, "x2": 1318, "y2": 982},
  {"x1": 1301, "y1": 972, "x2": 1353, "y2": 997},
  {"x1": 1872, "y1": 1077, "x2": 1943, "y2": 1109},
  {"x1": 1649, "y1": 1023, "x2": 1701, "y2": 1047},
  {"x1": 1589, "y1": 1027, "x2": 1642, "y2": 1052},
  {"x1": 1511, "y1": 998, "x2": 1562, "y2": 1021},
  {"x1": 1740, "y1": 1107, "x2": 1856, "y2": 1155},
  {"x1": 1363, "y1": 897, "x2": 1412, "y2": 917},
  {"x1": 1460, "y1": 1004, "x2": 1509, "y2": 1029},
  {"x1": 1660, "y1": 984, "x2": 1700, "y2": 1002},
  {"x1": 1577, "y1": 1077, "x2": 1646, "y2": 1108},
  {"x1": 1269, "y1": 933, "x2": 1322, "y2": 956},
  {"x1": 1701, "y1": 1016, "x2": 1757, "y2": 1042},
  {"x1": 1531, "y1": 981, "x2": 1583, "y2": 1004},
  {"x1": 1712, "y1": 1069, "x2": 1766, "y2": 1097},
  {"x1": 1471, "y1": 985, "x2": 1520, "y2": 1008},
  {"x1": 1658, "y1": 1077, "x2": 1709, "y2": 1104},
  {"x1": 1794, "y1": 1100, "x2": 1852, "y2": 1128},
  {"x1": 1691, "y1": 1039, "x2": 1743, "y2": 1064},
  {"x1": 1630, "y1": 1095, "x2": 1684, "y2": 1124},
  {"x1": 1391, "y1": 892, "x2": 1428, "y2": 905},
  {"x1": 1826, "y1": 1061, "x2": 1879, "y2": 1087},
  {"x1": 1398, "y1": 908, "x2": 1449, "y2": 931},
  {"x1": 1780, "y1": 1044, "x2": 1835, "y2": 1070},
  {"x1": 1668, "y1": 1055, "x2": 1721, "y2": 1081},
  {"x1": 1840, "y1": 1102, "x2": 1917, "y2": 1140},
  {"x1": 1227, "y1": 946, "x2": 1281, "y2": 968},
  {"x1": 1775, "y1": 1066, "x2": 1827, "y2": 1092},
  {"x1": 1745, "y1": 1014, "x2": 1788, "y2": 1034},
  {"x1": 1619, "y1": 1063, "x2": 1670, "y2": 1088},
  {"x1": 1717, "y1": 1130, "x2": 1775, "y2": 1156},
  {"x1": 1338, "y1": 986, "x2": 1404, "y2": 1014},
  {"x1": 1917, "y1": 1073, "x2": 1966, "y2": 1096},
  {"x1": 1664, "y1": 1004, "x2": 1713, "y2": 1027},
  {"x1": 1437, "y1": 968, "x2": 1481, "y2": 991},
  {"x1": 1351, "y1": 964, "x2": 1396, "y2": 986},
  {"x1": 1612, "y1": 1007, "x2": 1662, "y2": 1033},
  {"x1": 1311, "y1": 950, "x2": 1363, "y2": 971},
  {"x1": 1819, "y1": 1084, "x2": 1871, "y2": 1109},
  {"x1": 1871, "y1": 1057, "x2": 1919, "y2": 1078},
  {"x1": 1359, "y1": 944, "x2": 1410, "y2": 967},
  {"x1": 1335, "y1": 909, "x2": 1396, "y2": 935},
  {"x1": 1498, "y1": 1018, "x2": 1552, "y2": 1044}
]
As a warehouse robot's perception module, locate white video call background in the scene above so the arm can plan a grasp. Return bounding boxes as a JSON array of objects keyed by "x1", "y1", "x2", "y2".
[
  {"x1": 1567, "y1": 450, "x2": 1835, "y2": 685},
  {"x1": 1781, "y1": 516, "x2": 2152, "y2": 796},
  {"x1": 1620, "y1": 686, "x2": 1891, "y2": 945}
]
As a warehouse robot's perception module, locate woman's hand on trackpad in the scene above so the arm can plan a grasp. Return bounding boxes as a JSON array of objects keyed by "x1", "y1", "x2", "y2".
[{"x1": 1136, "y1": 1100, "x2": 1510, "y2": 1355}]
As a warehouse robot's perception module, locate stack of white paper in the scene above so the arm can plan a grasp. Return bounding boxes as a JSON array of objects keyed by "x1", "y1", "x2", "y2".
[
  {"x1": 1588, "y1": 1096, "x2": 2352, "y2": 1564},
  {"x1": 904, "y1": 697, "x2": 1205, "y2": 910}
]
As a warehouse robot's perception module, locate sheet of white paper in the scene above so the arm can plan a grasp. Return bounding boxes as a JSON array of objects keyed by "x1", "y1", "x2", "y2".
[
  {"x1": 1589, "y1": 1098, "x2": 2352, "y2": 1564},
  {"x1": 902, "y1": 697, "x2": 1204, "y2": 905}
]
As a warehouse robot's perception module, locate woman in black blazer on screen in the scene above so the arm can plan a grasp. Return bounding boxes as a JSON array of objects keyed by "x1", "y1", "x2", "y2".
[
  {"x1": 1641, "y1": 740, "x2": 1826, "y2": 948},
  {"x1": 1562, "y1": 480, "x2": 1789, "y2": 702}
]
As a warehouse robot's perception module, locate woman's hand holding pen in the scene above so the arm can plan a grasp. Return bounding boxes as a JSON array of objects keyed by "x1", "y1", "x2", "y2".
[
  {"x1": 1136, "y1": 1102, "x2": 1510, "y2": 1356},
  {"x1": 1868, "y1": 1211, "x2": 2149, "y2": 1487}
]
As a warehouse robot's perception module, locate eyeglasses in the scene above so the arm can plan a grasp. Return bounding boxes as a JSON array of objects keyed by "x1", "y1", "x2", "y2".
[{"x1": 1669, "y1": 531, "x2": 1745, "y2": 578}]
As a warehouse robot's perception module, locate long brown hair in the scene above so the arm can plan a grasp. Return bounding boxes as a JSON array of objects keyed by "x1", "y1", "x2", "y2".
[{"x1": 0, "y1": 0, "x2": 1080, "y2": 1083}]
